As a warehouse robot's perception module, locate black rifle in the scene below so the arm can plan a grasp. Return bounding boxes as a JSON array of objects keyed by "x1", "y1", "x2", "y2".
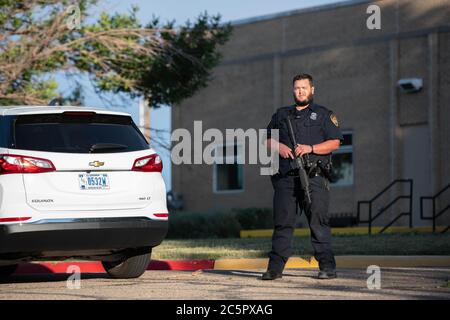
[{"x1": 284, "y1": 116, "x2": 312, "y2": 211}]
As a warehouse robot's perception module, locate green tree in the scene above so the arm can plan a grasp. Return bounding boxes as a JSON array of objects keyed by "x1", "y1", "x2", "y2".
[{"x1": 0, "y1": 0, "x2": 232, "y2": 107}]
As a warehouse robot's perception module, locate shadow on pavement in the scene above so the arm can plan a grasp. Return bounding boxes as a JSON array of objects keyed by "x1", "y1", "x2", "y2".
[{"x1": 201, "y1": 269, "x2": 318, "y2": 279}]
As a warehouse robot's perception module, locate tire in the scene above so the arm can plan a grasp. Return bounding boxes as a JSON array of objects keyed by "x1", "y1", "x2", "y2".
[
  {"x1": 0, "y1": 264, "x2": 18, "y2": 277},
  {"x1": 102, "y1": 249, "x2": 151, "y2": 279}
]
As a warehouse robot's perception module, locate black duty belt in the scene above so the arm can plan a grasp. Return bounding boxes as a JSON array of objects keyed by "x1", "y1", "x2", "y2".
[
  {"x1": 286, "y1": 170, "x2": 299, "y2": 177},
  {"x1": 286, "y1": 169, "x2": 325, "y2": 178}
]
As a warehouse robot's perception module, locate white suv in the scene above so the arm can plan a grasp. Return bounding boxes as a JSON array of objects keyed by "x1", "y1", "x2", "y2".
[{"x1": 0, "y1": 106, "x2": 168, "y2": 279}]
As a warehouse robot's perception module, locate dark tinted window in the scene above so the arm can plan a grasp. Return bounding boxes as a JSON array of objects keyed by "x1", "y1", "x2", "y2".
[
  {"x1": 214, "y1": 143, "x2": 244, "y2": 192},
  {"x1": 13, "y1": 113, "x2": 149, "y2": 153},
  {"x1": 216, "y1": 163, "x2": 243, "y2": 191},
  {"x1": 341, "y1": 133, "x2": 352, "y2": 146},
  {"x1": 0, "y1": 116, "x2": 12, "y2": 148}
]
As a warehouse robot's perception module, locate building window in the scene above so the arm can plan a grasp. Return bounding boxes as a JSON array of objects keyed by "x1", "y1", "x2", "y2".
[
  {"x1": 331, "y1": 132, "x2": 353, "y2": 186},
  {"x1": 213, "y1": 143, "x2": 244, "y2": 193}
]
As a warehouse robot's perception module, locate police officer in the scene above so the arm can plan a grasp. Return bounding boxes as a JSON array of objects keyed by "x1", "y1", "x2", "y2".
[{"x1": 262, "y1": 73, "x2": 343, "y2": 280}]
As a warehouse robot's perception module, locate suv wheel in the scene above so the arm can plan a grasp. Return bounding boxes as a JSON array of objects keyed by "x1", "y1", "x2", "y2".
[
  {"x1": 0, "y1": 264, "x2": 18, "y2": 277},
  {"x1": 102, "y1": 249, "x2": 151, "y2": 279}
]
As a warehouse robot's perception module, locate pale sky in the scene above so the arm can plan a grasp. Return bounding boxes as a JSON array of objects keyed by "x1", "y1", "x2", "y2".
[{"x1": 95, "y1": 0, "x2": 344, "y2": 25}]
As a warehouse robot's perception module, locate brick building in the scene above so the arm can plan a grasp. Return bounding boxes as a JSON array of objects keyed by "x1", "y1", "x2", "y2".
[{"x1": 171, "y1": 0, "x2": 450, "y2": 228}]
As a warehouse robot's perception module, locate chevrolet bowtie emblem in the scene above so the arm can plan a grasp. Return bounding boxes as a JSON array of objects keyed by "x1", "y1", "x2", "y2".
[{"x1": 89, "y1": 161, "x2": 105, "y2": 167}]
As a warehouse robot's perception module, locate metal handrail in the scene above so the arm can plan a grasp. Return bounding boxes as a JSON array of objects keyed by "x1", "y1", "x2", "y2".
[
  {"x1": 357, "y1": 179, "x2": 413, "y2": 234},
  {"x1": 420, "y1": 184, "x2": 450, "y2": 232},
  {"x1": 371, "y1": 196, "x2": 411, "y2": 222}
]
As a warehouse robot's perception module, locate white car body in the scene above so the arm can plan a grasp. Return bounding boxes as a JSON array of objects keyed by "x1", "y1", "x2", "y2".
[{"x1": 0, "y1": 106, "x2": 168, "y2": 278}]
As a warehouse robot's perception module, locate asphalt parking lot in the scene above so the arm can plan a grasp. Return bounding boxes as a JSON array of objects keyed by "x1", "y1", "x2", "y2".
[{"x1": 0, "y1": 267, "x2": 449, "y2": 300}]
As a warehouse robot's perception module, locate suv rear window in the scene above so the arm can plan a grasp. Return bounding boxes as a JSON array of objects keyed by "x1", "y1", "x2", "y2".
[{"x1": 12, "y1": 113, "x2": 149, "y2": 153}]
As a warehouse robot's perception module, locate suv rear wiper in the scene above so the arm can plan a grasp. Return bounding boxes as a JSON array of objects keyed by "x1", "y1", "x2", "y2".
[{"x1": 89, "y1": 143, "x2": 128, "y2": 153}]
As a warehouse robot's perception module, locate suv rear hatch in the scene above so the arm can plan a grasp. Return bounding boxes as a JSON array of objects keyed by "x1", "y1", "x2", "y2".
[{"x1": 9, "y1": 111, "x2": 158, "y2": 212}]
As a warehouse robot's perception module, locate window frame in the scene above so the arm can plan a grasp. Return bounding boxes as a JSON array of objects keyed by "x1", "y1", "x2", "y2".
[
  {"x1": 212, "y1": 142, "x2": 245, "y2": 194},
  {"x1": 330, "y1": 130, "x2": 354, "y2": 187}
]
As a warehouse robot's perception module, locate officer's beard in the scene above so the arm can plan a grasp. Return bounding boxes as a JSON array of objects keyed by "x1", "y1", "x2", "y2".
[{"x1": 294, "y1": 93, "x2": 314, "y2": 107}]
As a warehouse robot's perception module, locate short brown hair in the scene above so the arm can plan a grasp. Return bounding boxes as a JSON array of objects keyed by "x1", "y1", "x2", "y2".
[{"x1": 292, "y1": 73, "x2": 314, "y2": 86}]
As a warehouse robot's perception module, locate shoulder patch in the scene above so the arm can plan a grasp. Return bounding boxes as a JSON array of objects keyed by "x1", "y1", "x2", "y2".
[{"x1": 330, "y1": 113, "x2": 339, "y2": 127}]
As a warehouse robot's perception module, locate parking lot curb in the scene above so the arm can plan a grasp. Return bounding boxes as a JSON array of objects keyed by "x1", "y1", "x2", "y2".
[
  {"x1": 13, "y1": 260, "x2": 215, "y2": 274},
  {"x1": 10, "y1": 256, "x2": 450, "y2": 274},
  {"x1": 213, "y1": 257, "x2": 319, "y2": 270},
  {"x1": 15, "y1": 261, "x2": 106, "y2": 274},
  {"x1": 213, "y1": 256, "x2": 450, "y2": 270},
  {"x1": 148, "y1": 259, "x2": 215, "y2": 270}
]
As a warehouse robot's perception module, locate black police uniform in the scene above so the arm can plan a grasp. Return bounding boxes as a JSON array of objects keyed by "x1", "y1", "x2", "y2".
[{"x1": 266, "y1": 103, "x2": 343, "y2": 275}]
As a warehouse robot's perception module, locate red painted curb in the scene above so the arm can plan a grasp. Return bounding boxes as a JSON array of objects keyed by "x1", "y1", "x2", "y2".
[
  {"x1": 15, "y1": 262, "x2": 105, "y2": 274},
  {"x1": 13, "y1": 260, "x2": 215, "y2": 274},
  {"x1": 148, "y1": 260, "x2": 214, "y2": 271}
]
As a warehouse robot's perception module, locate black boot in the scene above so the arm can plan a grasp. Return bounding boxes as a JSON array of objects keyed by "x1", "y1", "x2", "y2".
[
  {"x1": 317, "y1": 270, "x2": 337, "y2": 279},
  {"x1": 261, "y1": 270, "x2": 283, "y2": 280}
]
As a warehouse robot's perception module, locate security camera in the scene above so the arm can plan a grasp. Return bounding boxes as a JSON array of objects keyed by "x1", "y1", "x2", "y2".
[{"x1": 397, "y1": 78, "x2": 423, "y2": 93}]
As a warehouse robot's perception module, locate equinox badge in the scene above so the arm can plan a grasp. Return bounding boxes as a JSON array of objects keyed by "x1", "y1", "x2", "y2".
[{"x1": 89, "y1": 161, "x2": 105, "y2": 167}]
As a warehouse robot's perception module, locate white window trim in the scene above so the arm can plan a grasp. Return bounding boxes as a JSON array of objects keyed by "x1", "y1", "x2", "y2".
[{"x1": 212, "y1": 143, "x2": 245, "y2": 194}]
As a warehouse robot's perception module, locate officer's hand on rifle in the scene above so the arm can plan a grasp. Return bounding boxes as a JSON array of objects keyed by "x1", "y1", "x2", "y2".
[
  {"x1": 279, "y1": 143, "x2": 294, "y2": 159},
  {"x1": 295, "y1": 144, "x2": 313, "y2": 157}
]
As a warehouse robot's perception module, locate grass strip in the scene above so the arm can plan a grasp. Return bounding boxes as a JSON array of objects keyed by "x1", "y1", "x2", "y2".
[{"x1": 152, "y1": 233, "x2": 450, "y2": 260}]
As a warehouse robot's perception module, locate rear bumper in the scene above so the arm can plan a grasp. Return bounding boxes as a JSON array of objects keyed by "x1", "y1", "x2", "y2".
[{"x1": 0, "y1": 217, "x2": 168, "y2": 257}]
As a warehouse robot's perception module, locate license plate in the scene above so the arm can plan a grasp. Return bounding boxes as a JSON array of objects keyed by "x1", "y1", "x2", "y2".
[{"x1": 79, "y1": 173, "x2": 110, "y2": 190}]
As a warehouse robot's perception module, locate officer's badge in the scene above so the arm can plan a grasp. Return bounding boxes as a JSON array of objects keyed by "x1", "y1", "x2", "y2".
[
  {"x1": 310, "y1": 112, "x2": 317, "y2": 120},
  {"x1": 330, "y1": 113, "x2": 339, "y2": 127}
]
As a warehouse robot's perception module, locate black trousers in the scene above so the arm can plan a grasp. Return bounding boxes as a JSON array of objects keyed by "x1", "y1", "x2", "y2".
[{"x1": 268, "y1": 174, "x2": 336, "y2": 273}]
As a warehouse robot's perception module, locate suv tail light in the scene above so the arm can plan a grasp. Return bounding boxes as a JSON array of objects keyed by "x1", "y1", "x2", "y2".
[
  {"x1": 132, "y1": 154, "x2": 163, "y2": 172},
  {"x1": 0, "y1": 154, "x2": 56, "y2": 174},
  {"x1": 0, "y1": 217, "x2": 31, "y2": 223}
]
